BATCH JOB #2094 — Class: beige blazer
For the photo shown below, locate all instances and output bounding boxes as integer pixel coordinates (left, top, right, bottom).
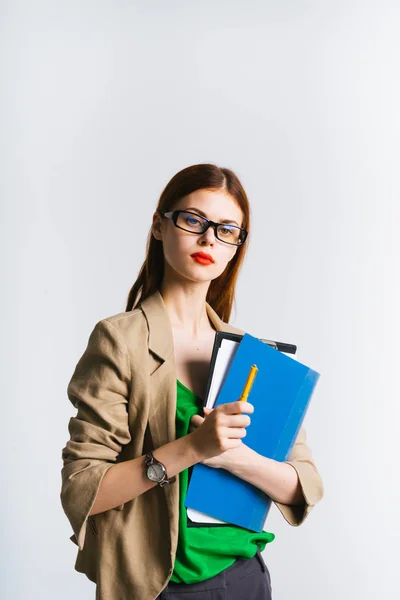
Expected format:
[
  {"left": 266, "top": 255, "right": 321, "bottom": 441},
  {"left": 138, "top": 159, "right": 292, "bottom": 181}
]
[{"left": 61, "top": 290, "right": 323, "bottom": 600}]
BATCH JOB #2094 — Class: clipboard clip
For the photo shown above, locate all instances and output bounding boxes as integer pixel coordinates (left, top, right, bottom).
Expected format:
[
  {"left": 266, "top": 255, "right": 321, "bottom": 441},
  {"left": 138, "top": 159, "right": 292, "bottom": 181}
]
[
  {"left": 260, "top": 338, "right": 277, "bottom": 349},
  {"left": 259, "top": 338, "right": 297, "bottom": 354}
]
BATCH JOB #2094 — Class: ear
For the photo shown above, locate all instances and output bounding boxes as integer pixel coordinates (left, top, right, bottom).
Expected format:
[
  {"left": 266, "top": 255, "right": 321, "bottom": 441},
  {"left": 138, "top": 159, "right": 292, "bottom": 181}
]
[{"left": 152, "top": 211, "right": 163, "bottom": 241}]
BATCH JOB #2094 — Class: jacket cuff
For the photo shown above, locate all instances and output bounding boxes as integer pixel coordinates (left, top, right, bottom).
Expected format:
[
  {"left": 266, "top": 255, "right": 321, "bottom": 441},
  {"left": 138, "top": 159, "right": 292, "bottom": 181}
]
[
  {"left": 61, "top": 461, "right": 118, "bottom": 551},
  {"left": 273, "top": 459, "right": 324, "bottom": 527}
]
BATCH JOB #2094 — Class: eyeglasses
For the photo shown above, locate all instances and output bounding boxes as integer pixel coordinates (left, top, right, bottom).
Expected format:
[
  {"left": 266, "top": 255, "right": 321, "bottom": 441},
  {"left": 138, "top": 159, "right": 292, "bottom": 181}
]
[{"left": 162, "top": 210, "right": 248, "bottom": 246}]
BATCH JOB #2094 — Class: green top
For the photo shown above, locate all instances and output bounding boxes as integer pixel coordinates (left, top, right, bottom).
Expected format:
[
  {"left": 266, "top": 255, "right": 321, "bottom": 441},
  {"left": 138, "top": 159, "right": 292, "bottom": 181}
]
[{"left": 170, "top": 379, "right": 275, "bottom": 584}]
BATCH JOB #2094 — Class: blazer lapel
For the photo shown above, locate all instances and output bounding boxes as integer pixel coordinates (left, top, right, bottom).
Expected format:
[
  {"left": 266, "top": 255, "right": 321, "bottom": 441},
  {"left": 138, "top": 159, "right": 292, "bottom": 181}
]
[{"left": 140, "top": 292, "right": 176, "bottom": 458}]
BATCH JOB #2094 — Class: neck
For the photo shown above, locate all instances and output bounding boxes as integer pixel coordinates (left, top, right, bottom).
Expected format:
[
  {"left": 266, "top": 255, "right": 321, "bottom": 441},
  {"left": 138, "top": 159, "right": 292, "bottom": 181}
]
[{"left": 159, "top": 280, "right": 214, "bottom": 338}]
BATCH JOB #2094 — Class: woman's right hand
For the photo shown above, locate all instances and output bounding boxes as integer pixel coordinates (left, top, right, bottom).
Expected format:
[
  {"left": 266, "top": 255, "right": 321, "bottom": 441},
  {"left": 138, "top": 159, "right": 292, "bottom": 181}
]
[{"left": 188, "top": 401, "right": 254, "bottom": 461}]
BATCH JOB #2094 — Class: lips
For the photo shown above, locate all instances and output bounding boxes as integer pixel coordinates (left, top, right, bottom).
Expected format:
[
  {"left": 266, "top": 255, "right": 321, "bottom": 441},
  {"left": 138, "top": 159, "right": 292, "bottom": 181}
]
[{"left": 191, "top": 252, "right": 215, "bottom": 265}]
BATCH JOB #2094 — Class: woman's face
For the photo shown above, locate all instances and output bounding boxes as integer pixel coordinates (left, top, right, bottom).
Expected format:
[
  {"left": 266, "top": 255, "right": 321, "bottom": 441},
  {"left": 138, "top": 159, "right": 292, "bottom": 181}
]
[{"left": 152, "top": 189, "right": 244, "bottom": 286}]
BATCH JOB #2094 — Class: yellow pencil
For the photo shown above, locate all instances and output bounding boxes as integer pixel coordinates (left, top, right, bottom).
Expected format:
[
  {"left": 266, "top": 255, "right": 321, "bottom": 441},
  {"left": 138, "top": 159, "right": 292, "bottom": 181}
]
[{"left": 239, "top": 364, "right": 258, "bottom": 402}]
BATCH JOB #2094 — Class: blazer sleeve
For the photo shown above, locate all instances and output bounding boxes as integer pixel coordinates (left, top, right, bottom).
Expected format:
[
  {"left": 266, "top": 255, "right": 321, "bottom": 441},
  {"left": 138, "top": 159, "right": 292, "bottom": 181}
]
[
  {"left": 60, "top": 319, "right": 131, "bottom": 551},
  {"left": 273, "top": 427, "right": 324, "bottom": 526}
]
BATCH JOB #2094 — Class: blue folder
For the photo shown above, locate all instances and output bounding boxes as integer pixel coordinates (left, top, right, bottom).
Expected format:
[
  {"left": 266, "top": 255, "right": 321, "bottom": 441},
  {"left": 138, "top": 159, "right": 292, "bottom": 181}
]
[{"left": 184, "top": 333, "right": 320, "bottom": 532}]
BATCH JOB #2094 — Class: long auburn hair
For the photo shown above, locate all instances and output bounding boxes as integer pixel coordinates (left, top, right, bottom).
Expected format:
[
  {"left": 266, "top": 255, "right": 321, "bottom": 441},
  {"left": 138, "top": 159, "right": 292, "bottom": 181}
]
[{"left": 125, "top": 163, "right": 251, "bottom": 322}]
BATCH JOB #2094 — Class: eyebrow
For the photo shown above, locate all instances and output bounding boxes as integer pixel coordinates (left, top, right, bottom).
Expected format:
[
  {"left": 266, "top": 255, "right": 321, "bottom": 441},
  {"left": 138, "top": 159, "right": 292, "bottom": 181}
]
[{"left": 183, "top": 207, "right": 241, "bottom": 227}]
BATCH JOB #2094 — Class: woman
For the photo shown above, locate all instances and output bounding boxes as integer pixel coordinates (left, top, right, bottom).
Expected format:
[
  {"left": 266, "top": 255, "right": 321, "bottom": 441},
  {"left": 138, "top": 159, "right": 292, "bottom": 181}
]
[{"left": 61, "top": 163, "right": 324, "bottom": 600}]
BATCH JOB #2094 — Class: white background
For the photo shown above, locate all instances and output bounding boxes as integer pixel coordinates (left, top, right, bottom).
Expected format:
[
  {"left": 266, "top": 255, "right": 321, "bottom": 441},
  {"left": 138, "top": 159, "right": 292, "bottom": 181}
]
[{"left": 1, "top": 1, "right": 399, "bottom": 598}]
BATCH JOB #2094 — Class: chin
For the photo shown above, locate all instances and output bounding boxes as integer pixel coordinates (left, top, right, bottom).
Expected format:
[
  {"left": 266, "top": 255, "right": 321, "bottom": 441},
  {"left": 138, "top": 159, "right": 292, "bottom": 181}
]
[{"left": 174, "top": 266, "right": 216, "bottom": 284}]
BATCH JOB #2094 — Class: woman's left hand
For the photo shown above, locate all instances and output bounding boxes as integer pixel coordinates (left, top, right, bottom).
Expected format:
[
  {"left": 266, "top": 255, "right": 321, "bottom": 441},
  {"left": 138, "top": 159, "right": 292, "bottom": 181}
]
[{"left": 189, "top": 408, "right": 248, "bottom": 469}]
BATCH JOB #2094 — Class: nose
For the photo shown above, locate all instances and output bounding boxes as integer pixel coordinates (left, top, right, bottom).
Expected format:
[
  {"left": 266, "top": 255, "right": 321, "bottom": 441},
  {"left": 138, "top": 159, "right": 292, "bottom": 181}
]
[{"left": 198, "top": 226, "right": 216, "bottom": 246}]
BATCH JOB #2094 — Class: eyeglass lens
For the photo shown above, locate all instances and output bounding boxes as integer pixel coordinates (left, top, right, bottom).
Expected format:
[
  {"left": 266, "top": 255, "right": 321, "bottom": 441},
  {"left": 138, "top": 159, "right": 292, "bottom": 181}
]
[{"left": 177, "top": 211, "right": 244, "bottom": 245}]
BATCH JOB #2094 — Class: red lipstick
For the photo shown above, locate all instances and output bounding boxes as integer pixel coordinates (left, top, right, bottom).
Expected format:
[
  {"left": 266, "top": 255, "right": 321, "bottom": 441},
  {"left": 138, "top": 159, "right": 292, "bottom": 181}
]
[{"left": 191, "top": 252, "right": 215, "bottom": 265}]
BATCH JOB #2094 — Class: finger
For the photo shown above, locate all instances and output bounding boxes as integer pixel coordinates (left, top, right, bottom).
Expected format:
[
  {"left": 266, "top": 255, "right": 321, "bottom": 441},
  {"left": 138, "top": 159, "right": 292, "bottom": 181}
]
[
  {"left": 226, "top": 414, "right": 251, "bottom": 427},
  {"left": 225, "top": 438, "right": 244, "bottom": 450},
  {"left": 223, "top": 425, "right": 247, "bottom": 439},
  {"left": 212, "top": 411, "right": 251, "bottom": 429},
  {"left": 191, "top": 414, "right": 205, "bottom": 427},
  {"left": 220, "top": 401, "right": 254, "bottom": 414}
]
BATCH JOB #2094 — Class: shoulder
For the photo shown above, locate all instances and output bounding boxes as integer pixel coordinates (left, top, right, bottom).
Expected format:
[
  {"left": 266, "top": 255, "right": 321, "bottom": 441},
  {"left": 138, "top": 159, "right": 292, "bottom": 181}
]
[
  {"left": 224, "top": 322, "right": 245, "bottom": 336},
  {"left": 102, "top": 306, "right": 145, "bottom": 330},
  {"left": 205, "top": 302, "right": 246, "bottom": 336},
  {"left": 216, "top": 319, "right": 246, "bottom": 336},
  {"left": 90, "top": 307, "right": 149, "bottom": 351}
]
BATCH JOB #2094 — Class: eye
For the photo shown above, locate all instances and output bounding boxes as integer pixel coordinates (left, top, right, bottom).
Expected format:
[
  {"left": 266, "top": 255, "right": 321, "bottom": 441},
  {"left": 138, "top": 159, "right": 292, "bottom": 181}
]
[
  {"left": 218, "top": 226, "right": 234, "bottom": 237},
  {"left": 187, "top": 216, "right": 201, "bottom": 226}
]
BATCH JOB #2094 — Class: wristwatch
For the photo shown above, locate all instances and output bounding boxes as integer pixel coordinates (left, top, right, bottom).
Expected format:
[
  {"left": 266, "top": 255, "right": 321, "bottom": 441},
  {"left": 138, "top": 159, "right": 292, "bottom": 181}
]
[{"left": 144, "top": 452, "right": 176, "bottom": 487}]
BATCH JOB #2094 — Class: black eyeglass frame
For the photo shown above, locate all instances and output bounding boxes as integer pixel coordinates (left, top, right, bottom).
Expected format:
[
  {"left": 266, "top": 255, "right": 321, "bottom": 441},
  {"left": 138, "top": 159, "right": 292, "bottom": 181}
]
[{"left": 161, "top": 210, "right": 248, "bottom": 246}]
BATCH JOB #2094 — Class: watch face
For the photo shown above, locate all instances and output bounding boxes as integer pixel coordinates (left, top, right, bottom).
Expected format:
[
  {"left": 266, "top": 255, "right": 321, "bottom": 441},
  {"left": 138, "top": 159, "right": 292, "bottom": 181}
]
[{"left": 147, "top": 463, "right": 165, "bottom": 482}]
